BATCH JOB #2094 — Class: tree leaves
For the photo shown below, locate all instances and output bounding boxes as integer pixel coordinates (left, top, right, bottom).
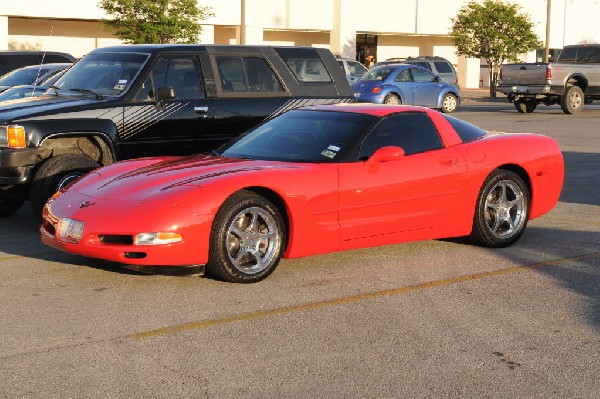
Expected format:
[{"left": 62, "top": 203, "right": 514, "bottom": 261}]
[{"left": 99, "top": 0, "right": 214, "bottom": 44}]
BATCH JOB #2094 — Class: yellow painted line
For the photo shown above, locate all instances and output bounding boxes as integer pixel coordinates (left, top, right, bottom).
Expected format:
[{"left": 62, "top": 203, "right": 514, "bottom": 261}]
[{"left": 129, "top": 252, "right": 600, "bottom": 340}]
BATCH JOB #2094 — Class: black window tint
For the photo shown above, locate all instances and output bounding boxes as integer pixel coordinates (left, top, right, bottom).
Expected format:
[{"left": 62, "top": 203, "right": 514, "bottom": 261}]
[
  {"left": 43, "top": 54, "right": 74, "bottom": 64},
  {"left": 410, "top": 61, "right": 431, "bottom": 70},
  {"left": 135, "top": 57, "right": 203, "bottom": 101},
  {"left": 394, "top": 69, "right": 411, "bottom": 82},
  {"left": 558, "top": 47, "right": 577, "bottom": 62},
  {"left": 434, "top": 61, "right": 453, "bottom": 73},
  {"left": 411, "top": 68, "right": 435, "bottom": 82},
  {"left": 358, "top": 113, "right": 443, "bottom": 159},
  {"left": 216, "top": 56, "right": 283, "bottom": 93},
  {"left": 585, "top": 46, "right": 600, "bottom": 63},
  {"left": 274, "top": 47, "right": 332, "bottom": 83},
  {"left": 0, "top": 54, "right": 39, "bottom": 75},
  {"left": 442, "top": 114, "right": 486, "bottom": 143}
]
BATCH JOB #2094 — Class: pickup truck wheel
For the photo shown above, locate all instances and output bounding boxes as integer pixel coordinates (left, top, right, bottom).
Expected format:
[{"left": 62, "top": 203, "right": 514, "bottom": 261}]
[
  {"left": 0, "top": 197, "right": 24, "bottom": 218},
  {"left": 514, "top": 99, "right": 537, "bottom": 113},
  {"left": 561, "top": 85, "right": 584, "bottom": 114},
  {"left": 30, "top": 154, "right": 100, "bottom": 221}
]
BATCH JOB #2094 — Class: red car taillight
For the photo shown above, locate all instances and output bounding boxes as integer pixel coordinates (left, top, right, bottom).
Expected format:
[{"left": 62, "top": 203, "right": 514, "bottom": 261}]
[
  {"left": 545, "top": 67, "right": 552, "bottom": 80},
  {"left": 372, "top": 87, "right": 381, "bottom": 94}
]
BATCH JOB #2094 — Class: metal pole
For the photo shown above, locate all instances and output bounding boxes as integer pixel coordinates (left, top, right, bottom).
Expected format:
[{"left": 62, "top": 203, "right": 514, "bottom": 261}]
[
  {"left": 240, "top": 0, "right": 246, "bottom": 45},
  {"left": 544, "top": 0, "right": 551, "bottom": 62}
]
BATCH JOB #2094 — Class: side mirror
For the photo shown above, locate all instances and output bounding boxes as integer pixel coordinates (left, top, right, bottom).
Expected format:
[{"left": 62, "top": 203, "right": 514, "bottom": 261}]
[
  {"left": 365, "top": 146, "right": 405, "bottom": 172},
  {"left": 433, "top": 76, "right": 440, "bottom": 82},
  {"left": 157, "top": 86, "right": 175, "bottom": 101}
]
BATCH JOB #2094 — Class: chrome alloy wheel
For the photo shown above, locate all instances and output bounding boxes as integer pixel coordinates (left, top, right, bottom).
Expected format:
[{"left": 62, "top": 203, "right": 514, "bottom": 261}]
[
  {"left": 484, "top": 180, "right": 526, "bottom": 239},
  {"left": 225, "top": 206, "right": 282, "bottom": 275}
]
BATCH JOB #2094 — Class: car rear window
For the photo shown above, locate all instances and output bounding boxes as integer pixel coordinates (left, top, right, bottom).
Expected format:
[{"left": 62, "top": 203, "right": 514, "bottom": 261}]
[
  {"left": 275, "top": 48, "right": 332, "bottom": 83},
  {"left": 442, "top": 115, "right": 486, "bottom": 142},
  {"left": 434, "top": 61, "right": 453, "bottom": 73}
]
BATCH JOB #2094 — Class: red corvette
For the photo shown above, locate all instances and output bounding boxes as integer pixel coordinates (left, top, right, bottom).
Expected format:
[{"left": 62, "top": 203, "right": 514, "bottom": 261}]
[{"left": 41, "top": 104, "right": 564, "bottom": 283}]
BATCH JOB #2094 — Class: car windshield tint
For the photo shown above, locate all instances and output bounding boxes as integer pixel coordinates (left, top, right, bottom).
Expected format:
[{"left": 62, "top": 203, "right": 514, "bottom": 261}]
[
  {"left": 0, "top": 67, "right": 49, "bottom": 86},
  {"left": 360, "top": 67, "right": 396, "bottom": 81},
  {"left": 52, "top": 52, "right": 148, "bottom": 97},
  {"left": 442, "top": 114, "right": 486, "bottom": 142},
  {"left": 219, "top": 109, "right": 376, "bottom": 163}
]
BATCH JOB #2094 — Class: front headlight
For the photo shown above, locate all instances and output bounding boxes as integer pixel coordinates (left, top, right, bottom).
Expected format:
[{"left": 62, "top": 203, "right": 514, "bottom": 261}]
[
  {"left": 57, "top": 218, "right": 85, "bottom": 244},
  {"left": 0, "top": 125, "right": 26, "bottom": 148}
]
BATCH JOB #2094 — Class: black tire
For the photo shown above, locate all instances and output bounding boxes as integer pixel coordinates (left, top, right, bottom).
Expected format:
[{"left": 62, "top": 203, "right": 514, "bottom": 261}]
[
  {"left": 207, "top": 190, "right": 285, "bottom": 283},
  {"left": 514, "top": 99, "right": 537, "bottom": 113},
  {"left": 471, "top": 170, "right": 530, "bottom": 248},
  {"left": 383, "top": 94, "right": 401, "bottom": 105},
  {"left": 560, "top": 85, "right": 584, "bottom": 114},
  {"left": 440, "top": 93, "right": 458, "bottom": 113},
  {"left": 30, "top": 154, "right": 100, "bottom": 220},
  {"left": 0, "top": 197, "right": 24, "bottom": 218}
]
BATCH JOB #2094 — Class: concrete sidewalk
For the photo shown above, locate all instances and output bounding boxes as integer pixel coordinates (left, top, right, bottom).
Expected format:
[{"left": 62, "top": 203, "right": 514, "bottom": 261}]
[{"left": 461, "top": 87, "right": 506, "bottom": 103}]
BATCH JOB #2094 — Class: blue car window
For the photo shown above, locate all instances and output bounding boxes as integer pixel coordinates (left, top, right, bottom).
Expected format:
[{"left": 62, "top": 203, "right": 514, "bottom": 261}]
[
  {"left": 411, "top": 68, "right": 436, "bottom": 83},
  {"left": 394, "top": 69, "right": 411, "bottom": 82}
]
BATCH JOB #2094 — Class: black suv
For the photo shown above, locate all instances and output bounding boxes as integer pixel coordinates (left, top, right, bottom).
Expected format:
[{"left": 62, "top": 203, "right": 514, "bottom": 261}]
[{"left": 0, "top": 44, "right": 353, "bottom": 218}]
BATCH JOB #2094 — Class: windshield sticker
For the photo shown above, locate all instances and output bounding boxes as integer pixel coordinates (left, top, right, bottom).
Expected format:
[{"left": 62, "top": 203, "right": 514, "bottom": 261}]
[
  {"left": 327, "top": 145, "right": 341, "bottom": 152},
  {"left": 114, "top": 79, "right": 128, "bottom": 91},
  {"left": 321, "top": 150, "right": 337, "bottom": 159}
]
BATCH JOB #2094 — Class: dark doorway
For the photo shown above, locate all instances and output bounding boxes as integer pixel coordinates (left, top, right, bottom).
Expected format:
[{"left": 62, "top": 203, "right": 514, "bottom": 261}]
[{"left": 356, "top": 34, "right": 378, "bottom": 66}]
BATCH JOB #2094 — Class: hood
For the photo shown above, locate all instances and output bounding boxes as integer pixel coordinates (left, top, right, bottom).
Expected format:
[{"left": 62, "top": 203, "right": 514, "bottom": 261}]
[
  {"left": 71, "top": 154, "right": 298, "bottom": 201},
  {"left": 0, "top": 94, "right": 111, "bottom": 123}
]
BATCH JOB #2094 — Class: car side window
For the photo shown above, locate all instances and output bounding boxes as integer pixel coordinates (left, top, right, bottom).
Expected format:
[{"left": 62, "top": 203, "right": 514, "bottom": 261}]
[
  {"left": 394, "top": 69, "right": 411, "bottom": 82},
  {"left": 134, "top": 57, "right": 204, "bottom": 102},
  {"left": 348, "top": 61, "right": 367, "bottom": 76},
  {"left": 357, "top": 113, "right": 443, "bottom": 160},
  {"left": 411, "top": 68, "right": 436, "bottom": 83},
  {"left": 434, "top": 61, "right": 453, "bottom": 73},
  {"left": 216, "top": 56, "right": 283, "bottom": 93}
]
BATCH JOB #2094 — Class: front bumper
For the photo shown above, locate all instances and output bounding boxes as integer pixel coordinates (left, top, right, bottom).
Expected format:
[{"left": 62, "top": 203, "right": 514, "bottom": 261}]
[{"left": 0, "top": 148, "right": 36, "bottom": 184}]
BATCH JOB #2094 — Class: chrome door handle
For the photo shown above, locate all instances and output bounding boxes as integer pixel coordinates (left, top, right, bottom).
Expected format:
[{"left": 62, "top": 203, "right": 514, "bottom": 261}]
[{"left": 194, "top": 106, "right": 209, "bottom": 113}]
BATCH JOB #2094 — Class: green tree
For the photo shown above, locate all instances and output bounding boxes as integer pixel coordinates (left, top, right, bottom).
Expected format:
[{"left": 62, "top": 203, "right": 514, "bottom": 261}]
[
  {"left": 450, "top": 0, "right": 542, "bottom": 97},
  {"left": 98, "top": 0, "right": 213, "bottom": 44}
]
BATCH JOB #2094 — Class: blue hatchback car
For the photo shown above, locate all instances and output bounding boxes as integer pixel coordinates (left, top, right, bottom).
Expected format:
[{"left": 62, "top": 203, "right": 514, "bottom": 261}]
[{"left": 352, "top": 64, "right": 460, "bottom": 113}]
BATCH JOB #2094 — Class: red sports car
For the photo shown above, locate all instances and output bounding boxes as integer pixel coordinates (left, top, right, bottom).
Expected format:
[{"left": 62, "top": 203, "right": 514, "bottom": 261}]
[{"left": 41, "top": 104, "right": 564, "bottom": 283}]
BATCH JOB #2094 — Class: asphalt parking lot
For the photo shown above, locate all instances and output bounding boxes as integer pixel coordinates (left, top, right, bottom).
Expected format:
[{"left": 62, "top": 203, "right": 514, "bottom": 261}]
[{"left": 1, "top": 95, "right": 599, "bottom": 398}]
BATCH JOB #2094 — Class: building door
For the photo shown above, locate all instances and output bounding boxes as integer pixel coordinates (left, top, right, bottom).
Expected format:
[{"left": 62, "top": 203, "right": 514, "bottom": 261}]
[{"left": 356, "top": 34, "right": 378, "bottom": 66}]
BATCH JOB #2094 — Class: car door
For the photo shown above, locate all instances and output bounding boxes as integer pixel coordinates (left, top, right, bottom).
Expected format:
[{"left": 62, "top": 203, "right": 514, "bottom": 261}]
[
  {"left": 118, "top": 55, "right": 217, "bottom": 159},
  {"left": 410, "top": 67, "right": 441, "bottom": 107},
  {"left": 392, "top": 68, "right": 414, "bottom": 104},
  {"left": 338, "top": 112, "right": 468, "bottom": 241}
]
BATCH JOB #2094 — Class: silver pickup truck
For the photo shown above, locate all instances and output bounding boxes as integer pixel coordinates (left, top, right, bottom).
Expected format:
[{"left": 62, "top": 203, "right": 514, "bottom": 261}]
[{"left": 498, "top": 44, "right": 600, "bottom": 114}]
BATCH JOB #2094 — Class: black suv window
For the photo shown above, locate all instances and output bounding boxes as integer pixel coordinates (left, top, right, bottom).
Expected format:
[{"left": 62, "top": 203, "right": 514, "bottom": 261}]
[
  {"left": 558, "top": 47, "right": 577, "bottom": 63},
  {"left": 216, "top": 56, "right": 283, "bottom": 93},
  {"left": 275, "top": 47, "right": 332, "bottom": 83},
  {"left": 585, "top": 46, "right": 600, "bottom": 63},
  {"left": 358, "top": 113, "right": 443, "bottom": 159},
  {"left": 135, "top": 57, "right": 203, "bottom": 101}
]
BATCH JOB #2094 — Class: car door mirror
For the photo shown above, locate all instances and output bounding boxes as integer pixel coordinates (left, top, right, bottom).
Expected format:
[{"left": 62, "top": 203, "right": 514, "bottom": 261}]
[
  {"left": 157, "top": 86, "right": 175, "bottom": 101},
  {"left": 366, "top": 146, "right": 405, "bottom": 164},
  {"left": 433, "top": 75, "right": 440, "bottom": 82}
]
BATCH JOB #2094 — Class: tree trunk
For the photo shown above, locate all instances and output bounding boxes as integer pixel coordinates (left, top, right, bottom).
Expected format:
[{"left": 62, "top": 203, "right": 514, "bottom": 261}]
[{"left": 488, "top": 64, "right": 497, "bottom": 98}]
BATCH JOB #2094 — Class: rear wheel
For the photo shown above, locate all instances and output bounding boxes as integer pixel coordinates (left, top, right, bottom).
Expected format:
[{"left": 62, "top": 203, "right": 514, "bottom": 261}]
[
  {"left": 471, "top": 170, "right": 529, "bottom": 248},
  {"left": 383, "top": 94, "right": 401, "bottom": 105},
  {"left": 30, "top": 154, "right": 100, "bottom": 221},
  {"left": 441, "top": 93, "right": 458, "bottom": 113},
  {"left": 560, "top": 85, "right": 584, "bottom": 114},
  {"left": 514, "top": 99, "right": 537, "bottom": 113},
  {"left": 0, "top": 197, "right": 24, "bottom": 218},
  {"left": 207, "top": 191, "right": 285, "bottom": 283}
]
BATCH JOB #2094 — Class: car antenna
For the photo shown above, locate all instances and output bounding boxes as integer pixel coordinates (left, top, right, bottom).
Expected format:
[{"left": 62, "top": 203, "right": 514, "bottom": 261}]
[{"left": 33, "top": 24, "right": 54, "bottom": 90}]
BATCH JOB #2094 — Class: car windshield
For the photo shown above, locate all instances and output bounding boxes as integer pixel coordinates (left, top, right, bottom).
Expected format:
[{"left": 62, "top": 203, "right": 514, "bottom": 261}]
[
  {"left": 219, "top": 109, "right": 376, "bottom": 163},
  {"left": 0, "top": 67, "right": 50, "bottom": 86},
  {"left": 50, "top": 52, "right": 149, "bottom": 97},
  {"left": 360, "top": 66, "right": 397, "bottom": 81}
]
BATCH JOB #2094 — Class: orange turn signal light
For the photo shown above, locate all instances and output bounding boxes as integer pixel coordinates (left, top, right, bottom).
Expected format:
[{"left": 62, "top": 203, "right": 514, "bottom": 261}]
[{"left": 7, "top": 126, "right": 26, "bottom": 148}]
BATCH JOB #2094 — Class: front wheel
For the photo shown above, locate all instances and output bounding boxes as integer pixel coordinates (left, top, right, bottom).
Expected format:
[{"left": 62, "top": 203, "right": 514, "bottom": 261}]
[
  {"left": 30, "top": 154, "right": 100, "bottom": 221},
  {"left": 514, "top": 99, "right": 537, "bottom": 113},
  {"left": 440, "top": 93, "right": 458, "bottom": 113},
  {"left": 560, "top": 85, "right": 584, "bottom": 114},
  {"left": 471, "top": 170, "right": 530, "bottom": 248},
  {"left": 207, "top": 191, "right": 285, "bottom": 283}
]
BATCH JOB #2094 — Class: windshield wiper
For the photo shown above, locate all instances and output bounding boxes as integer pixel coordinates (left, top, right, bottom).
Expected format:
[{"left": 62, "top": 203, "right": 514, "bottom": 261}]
[{"left": 69, "top": 88, "right": 104, "bottom": 100}]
